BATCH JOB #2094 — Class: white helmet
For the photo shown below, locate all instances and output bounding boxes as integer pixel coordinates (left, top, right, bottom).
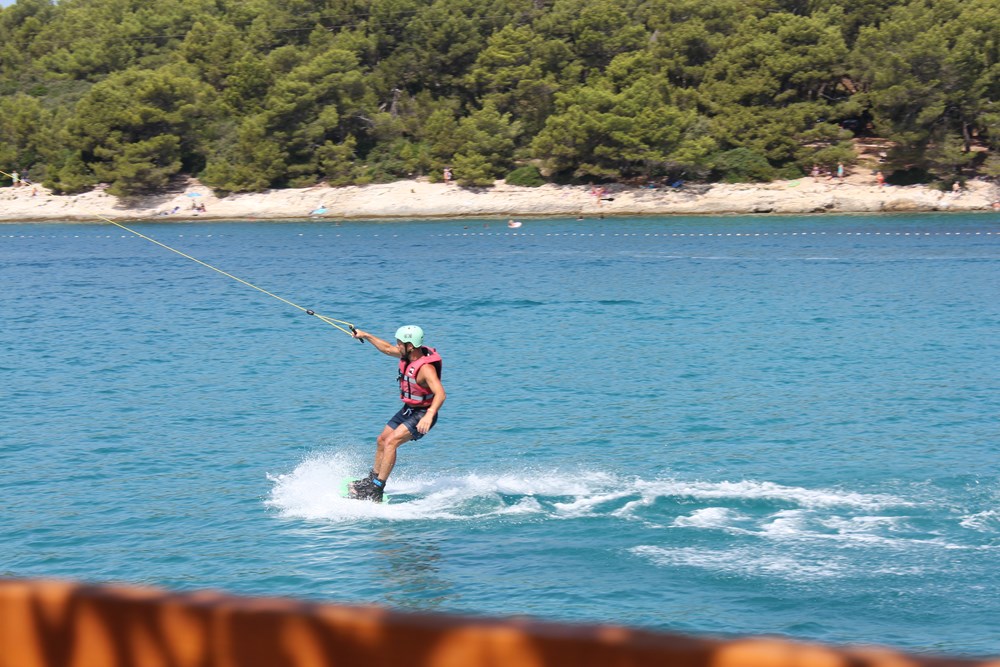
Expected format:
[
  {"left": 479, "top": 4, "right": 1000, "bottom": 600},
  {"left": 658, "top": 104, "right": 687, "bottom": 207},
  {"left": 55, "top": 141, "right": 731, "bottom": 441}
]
[{"left": 394, "top": 325, "right": 424, "bottom": 347}]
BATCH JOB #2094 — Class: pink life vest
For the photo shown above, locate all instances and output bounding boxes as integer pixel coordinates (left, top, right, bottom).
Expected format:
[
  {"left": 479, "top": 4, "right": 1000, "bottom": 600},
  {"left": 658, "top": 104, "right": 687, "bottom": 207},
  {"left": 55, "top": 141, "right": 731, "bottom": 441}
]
[{"left": 398, "top": 347, "right": 442, "bottom": 407}]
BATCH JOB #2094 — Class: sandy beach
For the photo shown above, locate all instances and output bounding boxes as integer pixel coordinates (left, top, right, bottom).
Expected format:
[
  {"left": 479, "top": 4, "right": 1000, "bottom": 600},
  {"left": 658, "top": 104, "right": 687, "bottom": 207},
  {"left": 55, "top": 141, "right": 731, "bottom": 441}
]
[{"left": 1, "top": 174, "right": 998, "bottom": 222}]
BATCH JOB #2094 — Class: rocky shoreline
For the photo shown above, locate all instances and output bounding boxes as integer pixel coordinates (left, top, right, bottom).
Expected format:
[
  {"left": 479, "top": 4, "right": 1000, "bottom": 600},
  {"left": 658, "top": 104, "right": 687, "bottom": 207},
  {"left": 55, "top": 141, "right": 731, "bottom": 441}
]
[{"left": 1, "top": 175, "right": 998, "bottom": 222}]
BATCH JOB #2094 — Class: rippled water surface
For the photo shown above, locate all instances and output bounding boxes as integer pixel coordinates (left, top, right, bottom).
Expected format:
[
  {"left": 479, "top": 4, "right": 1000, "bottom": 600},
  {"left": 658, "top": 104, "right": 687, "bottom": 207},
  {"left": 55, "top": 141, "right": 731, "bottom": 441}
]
[{"left": 2, "top": 214, "right": 998, "bottom": 655}]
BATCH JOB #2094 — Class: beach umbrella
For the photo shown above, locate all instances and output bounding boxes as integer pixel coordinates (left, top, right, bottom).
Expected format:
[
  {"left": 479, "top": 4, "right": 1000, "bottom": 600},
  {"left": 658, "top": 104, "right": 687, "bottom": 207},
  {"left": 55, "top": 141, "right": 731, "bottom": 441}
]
[
  {"left": 311, "top": 207, "right": 328, "bottom": 215},
  {"left": 186, "top": 192, "right": 203, "bottom": 197}
]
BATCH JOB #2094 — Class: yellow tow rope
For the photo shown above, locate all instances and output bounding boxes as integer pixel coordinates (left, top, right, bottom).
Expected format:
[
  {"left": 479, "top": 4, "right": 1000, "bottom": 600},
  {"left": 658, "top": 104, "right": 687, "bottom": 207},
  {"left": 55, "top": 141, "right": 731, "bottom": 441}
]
[
  {"left": 1, "top": 167, "right": 358, "bottom": 339},
  {"left": 100, "top": 216, "right": 360, "bottom": 338}
]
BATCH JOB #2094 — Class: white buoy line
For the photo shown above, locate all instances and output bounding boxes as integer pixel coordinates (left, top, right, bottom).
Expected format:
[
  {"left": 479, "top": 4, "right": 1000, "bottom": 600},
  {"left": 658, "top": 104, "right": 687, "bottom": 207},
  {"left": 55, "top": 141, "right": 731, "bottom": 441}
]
[{"left": 1, "top": 230, "right": 997, "bottom": 240}]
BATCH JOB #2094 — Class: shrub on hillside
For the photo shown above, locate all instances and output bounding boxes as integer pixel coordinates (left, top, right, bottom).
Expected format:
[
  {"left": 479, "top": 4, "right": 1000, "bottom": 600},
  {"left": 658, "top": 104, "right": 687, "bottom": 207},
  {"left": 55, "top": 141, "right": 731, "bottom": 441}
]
[
  {"left": 711, "top": 148, "right": 777, "bottom": 183},
  {"left": 505, "top": 165, "right": 545, "bottom": 187}
]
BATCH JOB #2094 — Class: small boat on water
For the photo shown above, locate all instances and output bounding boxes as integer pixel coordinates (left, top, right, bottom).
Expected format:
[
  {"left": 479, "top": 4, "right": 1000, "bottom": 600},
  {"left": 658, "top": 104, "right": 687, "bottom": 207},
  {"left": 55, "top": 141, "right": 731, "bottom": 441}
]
[{"left": 507, "top": 219, "right": 522, "bottom": 228}]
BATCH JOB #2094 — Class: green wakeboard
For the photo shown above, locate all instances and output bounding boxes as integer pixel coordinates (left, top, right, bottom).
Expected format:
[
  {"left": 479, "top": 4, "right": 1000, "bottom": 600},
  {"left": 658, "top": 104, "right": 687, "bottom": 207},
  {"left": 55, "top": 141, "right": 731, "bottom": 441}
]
[{"left": 338, "top": 476, "right": 389, "bottom": 503}]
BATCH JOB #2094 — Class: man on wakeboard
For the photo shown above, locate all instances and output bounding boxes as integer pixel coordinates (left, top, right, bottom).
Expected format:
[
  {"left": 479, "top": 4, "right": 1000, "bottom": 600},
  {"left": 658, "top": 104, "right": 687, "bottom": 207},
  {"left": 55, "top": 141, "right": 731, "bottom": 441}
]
[{"left": 348, "top": 325, "right": 445, "bottom": 502}]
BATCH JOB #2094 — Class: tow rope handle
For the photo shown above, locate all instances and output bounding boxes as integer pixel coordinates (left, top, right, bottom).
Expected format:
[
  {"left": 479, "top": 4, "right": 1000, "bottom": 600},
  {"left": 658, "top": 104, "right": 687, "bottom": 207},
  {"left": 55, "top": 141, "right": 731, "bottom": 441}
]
[{"left": 307, "top": 310, "right": 364, "bottom": 343}]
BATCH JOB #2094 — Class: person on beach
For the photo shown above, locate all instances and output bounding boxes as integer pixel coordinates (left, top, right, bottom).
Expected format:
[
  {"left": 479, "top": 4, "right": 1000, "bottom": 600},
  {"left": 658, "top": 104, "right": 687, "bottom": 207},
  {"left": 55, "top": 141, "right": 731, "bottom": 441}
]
[{"left": 348, "top": 325, "right": 445, "bottom": 502}]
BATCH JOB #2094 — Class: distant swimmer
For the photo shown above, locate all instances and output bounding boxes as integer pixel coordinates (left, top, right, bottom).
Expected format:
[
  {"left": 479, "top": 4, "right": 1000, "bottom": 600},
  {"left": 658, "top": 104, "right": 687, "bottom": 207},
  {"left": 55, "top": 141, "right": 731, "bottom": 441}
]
[
  {"left": 507, "top": 219, "right": 522, "bottom": 228},
  {"left": 348, "top": 325, "right": 445, "bottom": 502}
]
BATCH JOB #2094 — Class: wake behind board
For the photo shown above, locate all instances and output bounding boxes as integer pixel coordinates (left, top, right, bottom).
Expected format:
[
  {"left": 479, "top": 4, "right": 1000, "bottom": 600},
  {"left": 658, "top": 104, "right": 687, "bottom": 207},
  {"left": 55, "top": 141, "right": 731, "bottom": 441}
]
[{"left": 337, "top": 476, "right": 390, "bottom": 503}]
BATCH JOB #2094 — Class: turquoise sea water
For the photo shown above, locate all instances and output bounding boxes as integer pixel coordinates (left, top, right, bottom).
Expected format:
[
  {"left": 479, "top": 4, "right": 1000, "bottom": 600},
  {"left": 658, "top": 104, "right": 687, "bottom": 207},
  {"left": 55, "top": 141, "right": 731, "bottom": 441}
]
[{"left": 2, "top": 214, "right": 998, "bottom": 656}]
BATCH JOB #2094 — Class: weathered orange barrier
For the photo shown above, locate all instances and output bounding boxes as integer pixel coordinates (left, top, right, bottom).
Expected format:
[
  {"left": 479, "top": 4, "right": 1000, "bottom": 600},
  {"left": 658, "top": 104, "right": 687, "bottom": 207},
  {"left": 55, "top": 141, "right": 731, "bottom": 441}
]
[{"left": 0, "top": 579, "right": 995, "bottom": 667}]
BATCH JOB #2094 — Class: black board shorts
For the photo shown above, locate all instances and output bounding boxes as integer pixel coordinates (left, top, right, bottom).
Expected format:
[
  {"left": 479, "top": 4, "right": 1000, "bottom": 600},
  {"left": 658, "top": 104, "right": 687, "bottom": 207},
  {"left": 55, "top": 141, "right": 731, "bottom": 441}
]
[{"left": 387, "top": 405, "right": 438, "bottom": 440}]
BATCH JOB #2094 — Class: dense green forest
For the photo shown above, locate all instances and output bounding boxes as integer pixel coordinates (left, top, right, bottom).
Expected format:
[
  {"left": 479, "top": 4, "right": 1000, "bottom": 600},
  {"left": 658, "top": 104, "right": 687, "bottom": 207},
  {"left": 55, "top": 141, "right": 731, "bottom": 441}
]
[{"left": 0, "top": 0, "right": 996, "bottom": 195}]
